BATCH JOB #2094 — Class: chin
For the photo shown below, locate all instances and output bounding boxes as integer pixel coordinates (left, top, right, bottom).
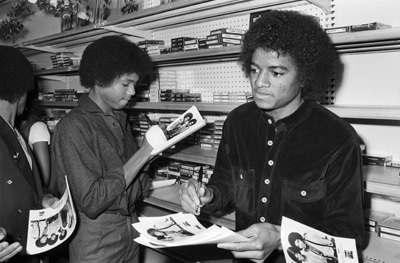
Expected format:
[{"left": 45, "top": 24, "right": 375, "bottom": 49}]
[
  {"left": 254, "top": 99, "right": 274, "bottom": 110},
  {"left": 117, "top": 101, "right": 129, "bottom": 109}
]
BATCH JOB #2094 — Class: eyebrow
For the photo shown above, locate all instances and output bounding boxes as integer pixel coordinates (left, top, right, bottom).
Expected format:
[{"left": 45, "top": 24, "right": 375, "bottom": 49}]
[{"left": 251, "top": 62, "right": 289, "bottom": 71}]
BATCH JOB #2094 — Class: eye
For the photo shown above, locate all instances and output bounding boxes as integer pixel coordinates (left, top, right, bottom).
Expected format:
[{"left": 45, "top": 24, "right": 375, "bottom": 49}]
[
  {"left": 250, "top": 67, "right": 259, "bottom": 74},
  {"left": 271, "top": 71, "right": 283, "bottom": 77}
]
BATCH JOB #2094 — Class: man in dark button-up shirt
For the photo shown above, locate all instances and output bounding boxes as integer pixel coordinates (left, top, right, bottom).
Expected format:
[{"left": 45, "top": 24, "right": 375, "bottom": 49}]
[
  {"left": 179, "top": 10, "right": 364, "bottom": 263},
  {"left": 0, "top": 46, "right": 58, "bottom": 263},
  {"left": 52, "top": 36, "right": 158, "bottom": 263}
]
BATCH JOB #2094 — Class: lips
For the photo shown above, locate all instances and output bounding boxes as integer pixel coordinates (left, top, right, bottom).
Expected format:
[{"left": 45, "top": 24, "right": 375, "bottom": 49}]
[{"left": 255, "top": 91, "right": 273, "bottom": 98}]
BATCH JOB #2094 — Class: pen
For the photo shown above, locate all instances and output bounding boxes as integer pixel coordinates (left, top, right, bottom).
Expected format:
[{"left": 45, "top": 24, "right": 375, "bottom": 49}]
[
  {"left": 144, "top": 113, "right": 154, "bottom": 126},
  {"left": 196, "top": 166, "right": 203, "bottom": 214}
]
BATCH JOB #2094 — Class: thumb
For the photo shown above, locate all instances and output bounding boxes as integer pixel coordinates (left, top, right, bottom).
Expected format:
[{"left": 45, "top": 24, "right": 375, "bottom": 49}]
[{"left": 0, "top": 227, "right": 6, "bottom": 241}]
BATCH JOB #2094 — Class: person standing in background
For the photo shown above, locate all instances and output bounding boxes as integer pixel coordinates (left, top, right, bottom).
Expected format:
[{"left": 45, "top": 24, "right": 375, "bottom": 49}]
[
  {"left": 0, "top": 45, "right": 58, "bottom": 263},
  {"left": 179, "top": 10, "right": 364, "bottom": 263},
  {"left": 18, "top": 84, "right": 52, "bottom": 189},
  {"left": 51, "top": 35, "right": 160, "bottom": 262}
]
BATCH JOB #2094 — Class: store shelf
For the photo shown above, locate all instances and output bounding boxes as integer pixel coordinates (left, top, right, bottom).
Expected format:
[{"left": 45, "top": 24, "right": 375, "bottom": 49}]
[
  {"left": 37, "top": 100, "right": 400, "bottom": 123},
  {"left": 31, "top": 27, "right": 400, "bottom": 75},
  {"left": 325, "top": 105, "right": 400, "bottom": 121},
  {"left": 35, "top": 66, "right": 80, "bottom": 76},
  {"left": 364, "top": 165, "right": 400, "bottom": 199},
  {"left": 127, "top": 102, "right": 242, "bottom": 114},
  {"left": 362, "top": 231, "right": 400, "bottom": 263},
  {"left": 18, "top": 0, "right": 325, "bottom": 56},
  {"left": 331, "top": 27, "right": 400, "bottom": 53},
  {"left": 37, "top": 100, "right": 78, "bottom": 108},
  {"left": 162, "top": 145, "right": 218, "bottom": 166}
]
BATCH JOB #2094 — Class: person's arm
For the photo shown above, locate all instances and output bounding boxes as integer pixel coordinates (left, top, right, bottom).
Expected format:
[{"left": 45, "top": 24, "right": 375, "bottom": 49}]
[
  {"left": 0, "top": 227, "right": 22, "bottom": 262},
  {"left": 32, "top": 141, "right": 51, "bottom": 187},
  {"left": 123, "top": 136, "right": 154, "bottom": 187},
  {"left": 311, "top": 137, "right": 365, "bottom": 248},
  {"left": 52, "top": 117, "right": 155, "bottom": 219},
  {"left": 29, "top": 121, "right": 51, "bottom": 188}
]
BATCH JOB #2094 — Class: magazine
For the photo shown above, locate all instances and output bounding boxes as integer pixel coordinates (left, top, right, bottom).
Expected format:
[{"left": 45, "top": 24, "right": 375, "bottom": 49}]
[
  {"left": 26, "top": 177, "right": 76, "bottom": 255},
  {"left": 132, "top": 212, "right": 250, "bottom": 248},
  {"left": 281, "top": 216, "right": 359, "bottom": 263},
  {"left": 146, "top": 105, "right": 207, "bottom": 155}
]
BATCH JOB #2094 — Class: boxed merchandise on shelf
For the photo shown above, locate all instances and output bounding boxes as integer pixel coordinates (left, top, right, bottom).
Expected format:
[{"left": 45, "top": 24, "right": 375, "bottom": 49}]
[
  {"left": 137, "top": 40, "right": 165, "bottom": 49},
  {"left": 378, "top": 216, "right": 400, "bottom": 242},
  {"left": 362, "top": 153, "right": 392, "bottom": 166},
  {"left": 209, "top": 28, "right": 246, "bottom": 35},
  {"left": 350, "top": 22, "right": 391, "bottom": 32},
  {"left": 199, "top": 122, "right": 215, "bottom": 148},
  {"left": 50, "top": 52, "right": 80, "bottom": 69},
  {"left": 324, "top": 26, "right": 350, "bottom": 34},
  {"left": 364, "top": 209, "right": 395, "bottom": 232},
  {"left": 325, "top": 22, "right": 391, "bottom": 35}
]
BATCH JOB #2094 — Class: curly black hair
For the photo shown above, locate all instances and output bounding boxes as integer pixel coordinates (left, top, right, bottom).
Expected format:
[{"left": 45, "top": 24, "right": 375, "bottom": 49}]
[
  {"left": 0, "top": 45, "right": 35, "bottom": 103},
  {"left": 238, "top": 10, "right": 336, "bottom": 100},
  {"left": 79, "top": 35, "right": 154, "bottom": 88},
  {"left": 288, "top": 232, "right": 304, "bottom": 248}
]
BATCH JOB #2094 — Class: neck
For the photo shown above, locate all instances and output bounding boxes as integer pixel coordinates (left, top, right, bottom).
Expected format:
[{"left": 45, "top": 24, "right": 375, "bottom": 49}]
[
  {"left": 88, "top": 88, "right": 114, "bottom": 115},
  {"left": 0, "top": 102, "right": 17, "bottom": 126}
]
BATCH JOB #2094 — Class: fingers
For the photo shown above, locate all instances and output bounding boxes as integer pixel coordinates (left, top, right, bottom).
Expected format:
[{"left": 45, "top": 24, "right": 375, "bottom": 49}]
[
  {"left": 42, "top": 194, "right": 60, "bottom": 209},
  {"left": 179, "top": 179, "right": 201, "bottom": 215},
  {"left": 217, "top": 242, "right": 268, "bottom": 262},
  {"left": 0, "top": 242, "right": 22, "bottom": 262},
  {"left": 0, "top": 228, "right": 6, "bottom": 241},
  {"left": 217, "top": 241, "right": 256, "bottom": 252}
]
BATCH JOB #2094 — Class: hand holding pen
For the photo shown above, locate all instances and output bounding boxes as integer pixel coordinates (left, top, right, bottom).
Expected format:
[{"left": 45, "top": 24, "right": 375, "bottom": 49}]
[{"left": 179, "top": 175, "right": 214, "bottom": 216}]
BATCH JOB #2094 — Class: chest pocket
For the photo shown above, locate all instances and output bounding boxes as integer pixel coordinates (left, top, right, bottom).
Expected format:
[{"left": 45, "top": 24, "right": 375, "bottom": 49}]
[
  {"left": 281, "top": 180, "right": 326, "bottom": 224},
  {"left": 232, "top": 167, "right": 256, "bottom": 215}
]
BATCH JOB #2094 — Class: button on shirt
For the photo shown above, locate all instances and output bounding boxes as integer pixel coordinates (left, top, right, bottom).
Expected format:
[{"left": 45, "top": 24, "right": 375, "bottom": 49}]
[{"left": 202, "top": 100, "right": 365, "bottom": 247}]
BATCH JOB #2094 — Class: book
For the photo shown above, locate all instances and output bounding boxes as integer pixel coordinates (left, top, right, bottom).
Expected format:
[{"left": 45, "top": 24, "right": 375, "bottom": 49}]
[
  {"left": 132, "top": 212, "right": 250, "bottom": 248},
  {"left": 26, "top": 176, "right": 76, "bottom": 255},
  {"left": 146, "top": 105, "right": 206, "bottom": 155}
]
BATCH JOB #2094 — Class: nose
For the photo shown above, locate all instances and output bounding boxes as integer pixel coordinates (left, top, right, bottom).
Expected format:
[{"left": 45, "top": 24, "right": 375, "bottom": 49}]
[
  {"left": 126, "top": 85, "right": 135, "bottom": 95},
  {"left": 254, "top": 70, "right": 270, "bottom": 88}
]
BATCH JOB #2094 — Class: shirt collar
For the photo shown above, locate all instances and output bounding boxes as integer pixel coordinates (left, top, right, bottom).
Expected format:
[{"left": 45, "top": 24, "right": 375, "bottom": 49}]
[
  {"left": 78, "top": 93, "right": 127, "bottom": 119},
  {"left": 262, "top": 99, "right": 311, "bottom": 127}
]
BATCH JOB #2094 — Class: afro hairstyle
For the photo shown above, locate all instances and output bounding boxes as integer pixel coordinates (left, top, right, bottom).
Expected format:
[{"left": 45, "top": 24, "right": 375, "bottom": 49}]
[
  {"left": 288, "top": 232, "right": 304, "bottom": 248},
  {"left": 238, "top": 10, "right": 336, "bottom": 100},
  {"left": 79, "top": 35, "right": 154, "bottom": 88},
  {"left": 0, "top": 45, "right": 35, "bottom": 103}
]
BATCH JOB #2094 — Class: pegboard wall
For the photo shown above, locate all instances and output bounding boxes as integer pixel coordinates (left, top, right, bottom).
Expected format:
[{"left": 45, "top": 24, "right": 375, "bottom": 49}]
[
  {"left": 151, "top": 0, "right": 336, "bottom": 104},
  {"left": 158, "top": 63, "right": 250, "bottom": 102}
]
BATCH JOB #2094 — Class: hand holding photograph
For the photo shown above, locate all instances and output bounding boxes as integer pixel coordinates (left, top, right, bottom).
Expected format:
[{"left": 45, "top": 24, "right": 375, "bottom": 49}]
[{"left": 132, "top": 212, "right": 250, "bottom": 248}]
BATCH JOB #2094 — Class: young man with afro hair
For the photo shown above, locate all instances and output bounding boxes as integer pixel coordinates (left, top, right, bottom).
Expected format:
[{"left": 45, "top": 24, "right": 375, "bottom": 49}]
[
  {"left": 179, "top": 10, "right": 364, "bottom": 263},
  {"left": 51, "top": 35, "right": 160, "bottom": 262}
]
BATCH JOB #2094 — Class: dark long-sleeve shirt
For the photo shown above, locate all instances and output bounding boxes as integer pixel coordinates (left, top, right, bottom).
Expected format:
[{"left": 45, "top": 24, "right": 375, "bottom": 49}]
[
  {"left": 203, "top": 100, "right": 365, "bottom": 248},
  {"left": 51, "top": 94, "right": 149, "bottom": 219}
]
